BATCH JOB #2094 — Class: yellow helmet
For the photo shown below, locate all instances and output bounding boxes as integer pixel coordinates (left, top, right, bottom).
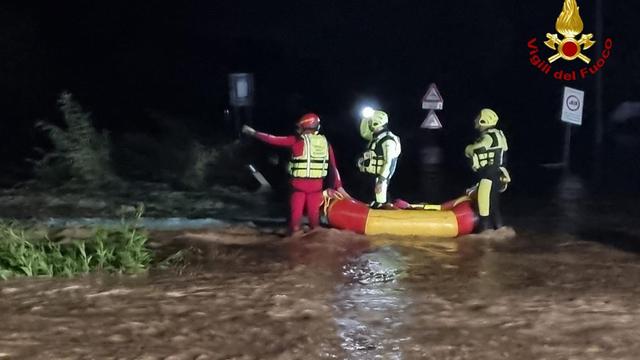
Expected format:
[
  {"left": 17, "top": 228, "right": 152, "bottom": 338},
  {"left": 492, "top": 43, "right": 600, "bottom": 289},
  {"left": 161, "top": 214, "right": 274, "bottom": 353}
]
[
  {"left": 475, "top": 108, "right": 499, "bottom": 130},
  {"left": 359, "top": 109, "right": 389, "bottom": 140}
]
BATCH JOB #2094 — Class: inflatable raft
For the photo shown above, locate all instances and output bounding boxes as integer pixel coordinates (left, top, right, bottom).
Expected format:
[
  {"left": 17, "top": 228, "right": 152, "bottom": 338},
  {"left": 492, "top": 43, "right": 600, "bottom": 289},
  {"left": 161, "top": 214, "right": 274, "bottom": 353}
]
[{"left": 324, "top": 196, "right": 477, "bottom": 237}]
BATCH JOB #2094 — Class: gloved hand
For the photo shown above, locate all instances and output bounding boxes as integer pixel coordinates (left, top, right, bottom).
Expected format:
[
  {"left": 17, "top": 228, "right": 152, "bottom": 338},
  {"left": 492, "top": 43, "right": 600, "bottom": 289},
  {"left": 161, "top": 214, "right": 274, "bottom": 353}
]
[
  {"left": 242, "top": 125, "right": 256, "bottom": 136},
  {"left": 357, "top": 151, "right": 374, "bottom": 173},
  {"left": 464, "top": 145, "right": 474, "bottom": 158},
  {"left": 499, "top": 167, "right": 511, "bottom": 192}
]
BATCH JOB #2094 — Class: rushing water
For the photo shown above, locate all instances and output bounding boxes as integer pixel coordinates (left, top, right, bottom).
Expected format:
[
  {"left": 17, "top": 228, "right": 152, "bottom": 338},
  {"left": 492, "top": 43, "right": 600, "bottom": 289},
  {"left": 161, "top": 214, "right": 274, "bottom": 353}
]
[{"left": 2, "top": 173, "right": 640, "bottom": 359}]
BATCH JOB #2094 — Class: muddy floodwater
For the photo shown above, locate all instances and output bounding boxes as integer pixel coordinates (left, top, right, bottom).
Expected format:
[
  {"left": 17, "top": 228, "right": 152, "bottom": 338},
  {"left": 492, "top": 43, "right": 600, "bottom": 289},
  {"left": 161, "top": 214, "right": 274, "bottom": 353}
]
[{"left": 2, "top": 175, "right": 640, "bottom": 359}]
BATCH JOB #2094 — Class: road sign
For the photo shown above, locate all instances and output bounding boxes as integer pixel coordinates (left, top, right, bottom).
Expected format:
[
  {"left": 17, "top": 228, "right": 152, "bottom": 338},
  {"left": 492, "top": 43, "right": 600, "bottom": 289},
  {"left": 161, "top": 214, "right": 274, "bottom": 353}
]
[
  {"left": 422, "top": 83, "right": 444, "bottom": 110},
  {"left": 561, "top": 86, "right": 584, "bottom": 125},
  {"left": 229, "top": 73, "right": 254, "bottom": 107},
  {"left": 420, "top": 110, "right": 442, "bottom": 129}
]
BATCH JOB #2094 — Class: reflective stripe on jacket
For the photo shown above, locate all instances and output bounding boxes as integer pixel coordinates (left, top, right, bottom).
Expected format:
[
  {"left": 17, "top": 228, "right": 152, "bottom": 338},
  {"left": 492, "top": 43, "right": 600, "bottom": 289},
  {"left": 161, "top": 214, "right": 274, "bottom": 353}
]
[
  {"left": 361, "top": 131, "right": 401, "bottom": 177},
  {"left": 288, "top": 134, "right": 329, "bottom": 178}
]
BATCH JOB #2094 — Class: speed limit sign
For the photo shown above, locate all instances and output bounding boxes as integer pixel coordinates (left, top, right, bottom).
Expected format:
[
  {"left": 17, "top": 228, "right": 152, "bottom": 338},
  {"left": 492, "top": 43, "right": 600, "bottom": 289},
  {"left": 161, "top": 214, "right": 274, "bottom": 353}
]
[{"left": 561, "top": 86, "right": 584, "bottom": 126}]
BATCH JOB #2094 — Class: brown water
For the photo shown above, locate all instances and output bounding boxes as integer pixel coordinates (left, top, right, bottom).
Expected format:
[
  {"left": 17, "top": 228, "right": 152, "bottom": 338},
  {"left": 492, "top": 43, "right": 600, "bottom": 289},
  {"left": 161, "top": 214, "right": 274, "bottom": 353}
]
[
  {"left": 2, "top": 225, "right": 640, "bottom": 360},
  {"left": 2, "top": 175, "right": 640, "bottom": 359}
]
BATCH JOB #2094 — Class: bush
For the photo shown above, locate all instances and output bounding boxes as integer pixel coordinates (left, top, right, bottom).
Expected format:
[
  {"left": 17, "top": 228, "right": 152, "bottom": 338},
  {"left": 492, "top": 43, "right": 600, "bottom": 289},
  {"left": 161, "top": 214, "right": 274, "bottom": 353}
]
[
  {"left": 113, "top": 119, "right": 256, "bottom": 190},
  {"left": 203, "top": 140, "right": 264, "bottom": 190},
  {"left": 182, "top": 142, "right": 220, "bottom": 189},
  {"left": 0, "top": 206, "right": 150, "bottom": 279},
  {"left": 32, "top": 92, "right": 118, "bottom": 187}
]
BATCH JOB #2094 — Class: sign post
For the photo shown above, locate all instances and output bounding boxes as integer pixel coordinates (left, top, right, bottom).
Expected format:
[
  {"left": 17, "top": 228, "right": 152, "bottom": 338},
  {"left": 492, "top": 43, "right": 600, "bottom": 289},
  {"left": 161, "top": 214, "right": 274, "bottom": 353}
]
[
  {"left": 560, "top": 86, "right": 585, "bottom": 170},
  {"left": 228, "top": 73, "right": 255, "bottom": 136},
  {"left": 419, "top": 83, "right": 445, "bottom": 171},
  {"left": 421, "top": 110, "right": 442, "bottom": 129},
  {"left": 420, "top": 83, "right": 444, "bottom": 129},
  {"left": 561, "top": 86, "right": 585, "bottom": 125}
]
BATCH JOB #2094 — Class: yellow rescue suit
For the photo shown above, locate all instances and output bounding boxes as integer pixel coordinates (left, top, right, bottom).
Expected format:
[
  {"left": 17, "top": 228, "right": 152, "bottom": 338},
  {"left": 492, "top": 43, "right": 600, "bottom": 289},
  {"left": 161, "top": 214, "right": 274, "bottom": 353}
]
[
  {"left": 465, "top": 128, "right": 509, "bottom": 230},
  {"left": 358, "top": 131, "right": 401, "bottom": 204}
]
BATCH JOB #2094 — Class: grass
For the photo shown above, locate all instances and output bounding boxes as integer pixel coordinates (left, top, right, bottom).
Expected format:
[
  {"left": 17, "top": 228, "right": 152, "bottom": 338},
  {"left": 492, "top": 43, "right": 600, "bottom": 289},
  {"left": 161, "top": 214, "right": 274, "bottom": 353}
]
[{"left": 0, "top": 206, "right": 151, "bottom": 280}]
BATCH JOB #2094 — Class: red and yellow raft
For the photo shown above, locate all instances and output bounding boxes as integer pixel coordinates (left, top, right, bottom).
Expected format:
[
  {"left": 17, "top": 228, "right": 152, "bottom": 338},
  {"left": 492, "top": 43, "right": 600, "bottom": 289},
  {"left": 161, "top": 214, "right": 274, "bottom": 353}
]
[{"left": 324, "top": 196, "right": 477, "bottom": 237}]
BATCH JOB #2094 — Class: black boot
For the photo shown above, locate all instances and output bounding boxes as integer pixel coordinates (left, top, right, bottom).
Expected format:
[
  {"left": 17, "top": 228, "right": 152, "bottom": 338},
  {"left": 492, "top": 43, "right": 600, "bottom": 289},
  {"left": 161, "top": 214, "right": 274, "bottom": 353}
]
[
  {"left": 370, "top": 201, "right": 385, "bottom": 209},
  {"left": 493, "top": 213, "right": 504, "bottom": 229},
  {"left": 478, "top": 216, "right": 492, "bottom": 232}
]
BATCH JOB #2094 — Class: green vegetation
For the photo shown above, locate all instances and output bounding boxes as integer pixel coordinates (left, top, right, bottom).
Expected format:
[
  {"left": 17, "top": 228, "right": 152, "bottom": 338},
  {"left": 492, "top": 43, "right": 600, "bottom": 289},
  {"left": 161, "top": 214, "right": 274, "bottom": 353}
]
[
  {"left": 30, "top": 93, "right": 255, "bottom": 190},
  {"left": 0, "top": 207, "right": 150, "bottom": 280},
  {"left": 32, "top": 92, "right": 119, "bottom": 187}
]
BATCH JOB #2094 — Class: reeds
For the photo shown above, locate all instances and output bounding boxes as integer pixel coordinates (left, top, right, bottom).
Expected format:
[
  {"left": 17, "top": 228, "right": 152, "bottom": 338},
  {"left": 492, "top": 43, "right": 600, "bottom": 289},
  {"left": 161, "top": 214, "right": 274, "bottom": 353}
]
[{"left": 0, "top": 207, "right": 150, "bottom": 279}]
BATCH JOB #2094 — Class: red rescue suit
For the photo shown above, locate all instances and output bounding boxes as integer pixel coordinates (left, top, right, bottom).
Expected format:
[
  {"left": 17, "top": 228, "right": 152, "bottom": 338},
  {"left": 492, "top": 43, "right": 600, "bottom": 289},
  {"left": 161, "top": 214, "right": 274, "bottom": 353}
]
[{"left": 255, "top": 132, "right": 343, "bottom": 233}]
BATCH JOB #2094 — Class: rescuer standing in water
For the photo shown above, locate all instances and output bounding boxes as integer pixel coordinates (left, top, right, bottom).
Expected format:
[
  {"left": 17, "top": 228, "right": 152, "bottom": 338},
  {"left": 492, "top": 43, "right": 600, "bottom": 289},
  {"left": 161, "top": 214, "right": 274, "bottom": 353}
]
[
  {"left": 465, "top": 108, "right": 510, "bottom": 231},
  {"left": 357, "top": 107, "right": 401, "bottom": 209},
  {"left": 242, "top": 113, "right": 348, "bottom": 234}
]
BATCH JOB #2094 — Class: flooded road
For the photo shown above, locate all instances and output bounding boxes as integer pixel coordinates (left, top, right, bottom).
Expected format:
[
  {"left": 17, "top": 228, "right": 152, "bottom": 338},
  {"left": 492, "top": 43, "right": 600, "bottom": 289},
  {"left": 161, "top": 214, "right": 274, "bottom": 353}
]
[{"left": 2, "top": 174, "right": 640, "bottom": 359}]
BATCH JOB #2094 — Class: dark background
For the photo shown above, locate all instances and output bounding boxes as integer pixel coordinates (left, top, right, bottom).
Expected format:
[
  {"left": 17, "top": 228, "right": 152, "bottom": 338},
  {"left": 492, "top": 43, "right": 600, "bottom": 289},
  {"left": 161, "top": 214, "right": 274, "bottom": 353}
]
[{"left": 1, "top": 1, "right": 638, "bottom": 195}]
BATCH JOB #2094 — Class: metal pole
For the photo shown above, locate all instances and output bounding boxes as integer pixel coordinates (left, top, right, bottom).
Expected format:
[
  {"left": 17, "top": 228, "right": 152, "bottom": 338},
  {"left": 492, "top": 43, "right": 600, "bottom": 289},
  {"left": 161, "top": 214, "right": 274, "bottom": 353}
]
[
  {"left": 594, "top": 0, "right": 604, "bottom": 182},
  {"left": 223, "top": 109, "right": 232, "bottom": 136},
  {"left": 232, "top": 106, "right": 241, "bottom": 138},
  {"left": 563, "top": 123, "right": 572, "bottom": 173}
]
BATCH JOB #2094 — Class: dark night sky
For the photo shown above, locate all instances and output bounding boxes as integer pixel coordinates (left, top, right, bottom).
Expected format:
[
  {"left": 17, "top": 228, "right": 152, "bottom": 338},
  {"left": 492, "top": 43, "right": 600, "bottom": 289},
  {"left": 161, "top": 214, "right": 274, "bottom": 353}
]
[{"left": 0, "top": 1, "right": 638, "bottom": 184}]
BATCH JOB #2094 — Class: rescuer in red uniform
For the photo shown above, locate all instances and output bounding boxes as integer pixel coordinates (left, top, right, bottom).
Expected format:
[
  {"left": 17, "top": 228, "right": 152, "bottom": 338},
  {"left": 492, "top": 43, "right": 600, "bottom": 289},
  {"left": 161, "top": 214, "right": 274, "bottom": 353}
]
[{"left": 242, "top": 113, "right": 348, "bottom": 234}]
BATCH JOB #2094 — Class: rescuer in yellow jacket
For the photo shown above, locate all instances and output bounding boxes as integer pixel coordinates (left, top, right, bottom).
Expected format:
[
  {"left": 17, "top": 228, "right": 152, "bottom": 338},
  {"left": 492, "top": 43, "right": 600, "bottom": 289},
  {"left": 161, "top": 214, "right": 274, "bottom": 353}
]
[
  {"left": 465, "top": 108, "right": 510, "bottom": 231},
  {"left": 357, "top": 108, "right": 401, "bottom": 208}
]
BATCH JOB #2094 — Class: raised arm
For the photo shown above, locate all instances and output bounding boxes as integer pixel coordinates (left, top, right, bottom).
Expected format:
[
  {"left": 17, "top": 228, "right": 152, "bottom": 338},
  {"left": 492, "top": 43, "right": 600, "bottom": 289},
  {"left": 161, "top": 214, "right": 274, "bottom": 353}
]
[
  {"left": 254, "top": 132, "right": 297, "bottom": 147},
  {"left": 464, "top": 133, "right": 493, "bottom": 171},
  {"left": 465, "top": 133, "right": 493, "bottom": 158},
  {"left": 243, "top": 125, "right": 296, "bottom": 147}
]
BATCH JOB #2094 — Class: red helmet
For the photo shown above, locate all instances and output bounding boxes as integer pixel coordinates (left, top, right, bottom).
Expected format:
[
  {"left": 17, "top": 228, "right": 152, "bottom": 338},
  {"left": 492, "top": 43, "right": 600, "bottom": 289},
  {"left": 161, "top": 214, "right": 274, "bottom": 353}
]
[{"left": 297, "top": 113, "right": 321, "bottom": 131}]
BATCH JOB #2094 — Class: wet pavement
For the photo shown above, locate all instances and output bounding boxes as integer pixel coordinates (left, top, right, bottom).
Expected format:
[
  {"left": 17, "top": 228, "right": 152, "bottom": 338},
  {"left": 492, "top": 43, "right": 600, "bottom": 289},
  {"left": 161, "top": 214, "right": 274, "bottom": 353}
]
[{"left": 2, "top": 174, "right": 640, "bottom": 359}]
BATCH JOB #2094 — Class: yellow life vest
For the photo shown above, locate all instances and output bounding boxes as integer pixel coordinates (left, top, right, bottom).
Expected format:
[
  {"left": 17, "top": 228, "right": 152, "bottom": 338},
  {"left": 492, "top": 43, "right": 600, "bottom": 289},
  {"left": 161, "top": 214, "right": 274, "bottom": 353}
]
[
  {"left": 468, "top": 128, "right": 508, "bottom": 171},
  {"left": 360, "top": 131, "right": 400, "bottom": 176},
  {"left": 288, "top": 134, "right": 329, "bottom": 178}
]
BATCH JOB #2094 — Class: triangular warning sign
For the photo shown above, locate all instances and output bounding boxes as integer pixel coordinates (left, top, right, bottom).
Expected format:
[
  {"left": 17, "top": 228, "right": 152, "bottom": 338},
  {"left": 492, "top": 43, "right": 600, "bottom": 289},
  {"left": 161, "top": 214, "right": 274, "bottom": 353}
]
[
  {"left": 421, "top": 110, "right": 442, "bottom": 129},
  {"left": 425, "top": 84, "right": 443, "bottom": 101},
  {"left": 422, "top": 83, "right": 444, "bottom": 110}
]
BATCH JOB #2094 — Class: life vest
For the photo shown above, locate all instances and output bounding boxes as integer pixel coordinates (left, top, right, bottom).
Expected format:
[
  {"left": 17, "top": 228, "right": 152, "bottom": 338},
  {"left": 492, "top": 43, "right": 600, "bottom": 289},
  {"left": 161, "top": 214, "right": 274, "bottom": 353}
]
[
  {"left": 469, "top": 128, "right": 508, "bottom": 170},
  {"left": 288, "top": 134, "right": 329, "bottom": 178},
  {"left": 360, "top": 131, "right": 401, "bottom": 176}
]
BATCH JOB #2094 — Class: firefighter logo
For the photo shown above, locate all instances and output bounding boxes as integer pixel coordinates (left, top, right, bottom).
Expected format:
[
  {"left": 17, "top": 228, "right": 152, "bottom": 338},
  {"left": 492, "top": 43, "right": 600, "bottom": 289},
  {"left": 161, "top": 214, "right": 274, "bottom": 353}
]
[
  {"left": 544, "top": 0, "right": 595, "bottom": 63},
  {"left": 527, "top": 0, "right": 613, "bottom": 80}
]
